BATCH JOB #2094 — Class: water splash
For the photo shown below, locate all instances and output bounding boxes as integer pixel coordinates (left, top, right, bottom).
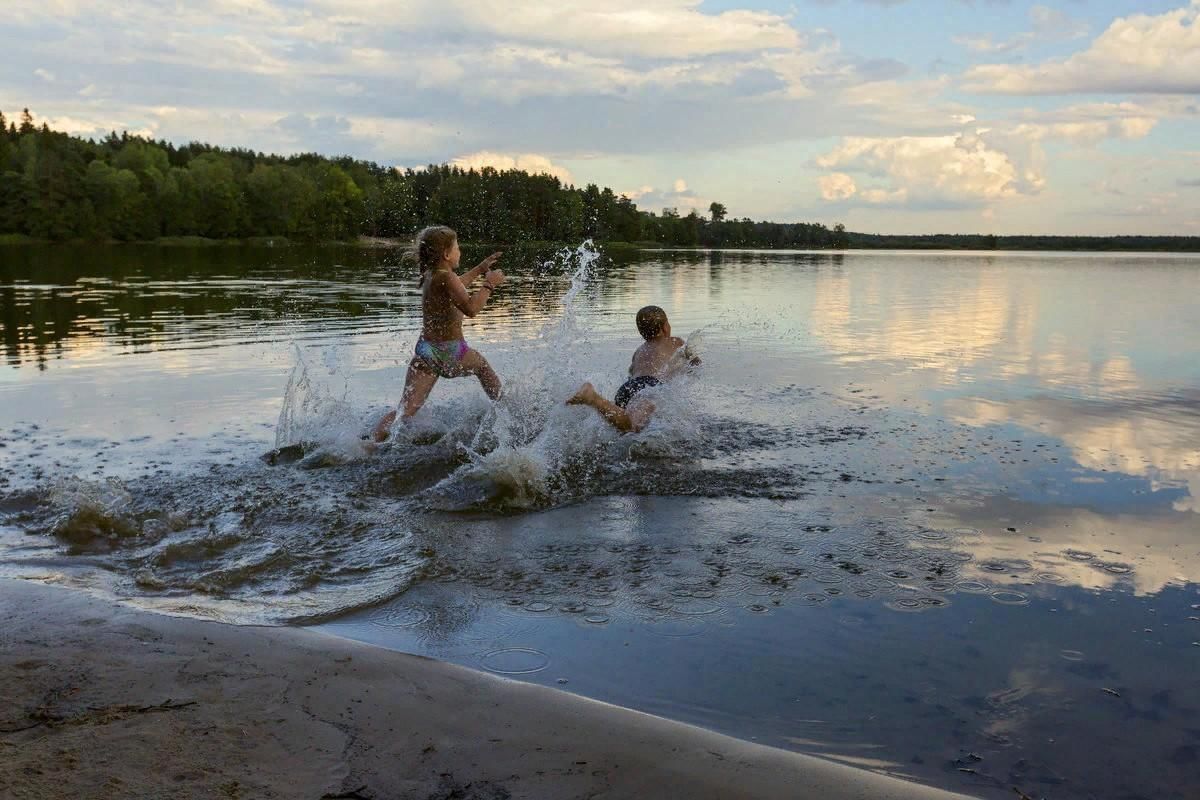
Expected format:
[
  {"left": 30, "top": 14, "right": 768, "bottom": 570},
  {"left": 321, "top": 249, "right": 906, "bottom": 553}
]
[
  {"left": 273, "top": 343, "right": 377, "bottom": 464},
  {"left": 45, "top": 477, "right": 140, "bottom": 552},
  {"left": 424, "top": 241, "right": 718, "bottom": 511}
]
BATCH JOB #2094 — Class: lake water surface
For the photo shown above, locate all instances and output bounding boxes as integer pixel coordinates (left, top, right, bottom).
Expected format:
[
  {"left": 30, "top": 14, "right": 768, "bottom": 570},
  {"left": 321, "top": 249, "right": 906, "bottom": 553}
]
[{"left": 2, "top": 245, "right": 1198, "bottom": 799}]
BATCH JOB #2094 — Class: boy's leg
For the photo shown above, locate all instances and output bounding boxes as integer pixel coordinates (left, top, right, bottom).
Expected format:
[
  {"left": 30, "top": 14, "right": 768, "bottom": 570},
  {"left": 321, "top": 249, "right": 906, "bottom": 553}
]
[
  {"left": 460, "top": 349, "right": 502, "bottom": 401},
  {"left": 566, "top": 382, "right": 654, "bottom": 433}
]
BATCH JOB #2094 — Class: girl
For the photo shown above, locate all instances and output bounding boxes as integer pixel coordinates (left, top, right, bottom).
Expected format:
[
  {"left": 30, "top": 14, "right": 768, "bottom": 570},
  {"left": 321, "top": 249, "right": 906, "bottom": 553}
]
[{"left": 372, "top": 226, "right": 506, "bottom": 441}]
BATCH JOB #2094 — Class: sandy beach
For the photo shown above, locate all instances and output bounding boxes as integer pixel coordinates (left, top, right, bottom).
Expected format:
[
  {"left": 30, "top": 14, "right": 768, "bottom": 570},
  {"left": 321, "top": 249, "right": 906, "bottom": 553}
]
[{"left": 0, "top": 579, "right": 975, "bottom": 799}]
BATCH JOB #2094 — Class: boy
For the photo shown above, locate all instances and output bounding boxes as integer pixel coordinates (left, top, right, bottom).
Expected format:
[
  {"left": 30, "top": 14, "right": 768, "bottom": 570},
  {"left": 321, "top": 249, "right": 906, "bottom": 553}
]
[{"left": 567, "top": 305, "right": 697, "bottom": 433}]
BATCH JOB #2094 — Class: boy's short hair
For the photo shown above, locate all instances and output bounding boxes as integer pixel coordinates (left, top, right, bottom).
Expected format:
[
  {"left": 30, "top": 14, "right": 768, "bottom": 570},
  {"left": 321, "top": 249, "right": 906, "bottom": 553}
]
[{"left": 636, "top": 305, "right": 668, "bottom": 340}]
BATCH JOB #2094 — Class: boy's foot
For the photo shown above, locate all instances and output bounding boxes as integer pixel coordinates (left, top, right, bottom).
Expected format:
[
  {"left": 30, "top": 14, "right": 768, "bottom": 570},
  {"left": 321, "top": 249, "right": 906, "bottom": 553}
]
[{"left": 567, "top": 382, "right": 597, "bottom": 406}]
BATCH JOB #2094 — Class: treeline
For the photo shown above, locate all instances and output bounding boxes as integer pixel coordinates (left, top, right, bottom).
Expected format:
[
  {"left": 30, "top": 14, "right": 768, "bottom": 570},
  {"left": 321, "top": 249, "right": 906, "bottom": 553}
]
[
  {"left": 5, "top": 110, "right": 1198, "bottom": 252},
  {"left": 0, "top": 109, "right": 846, "bottom": 248},
  {"left": 847, "top": 232, "right": 1200, "bottom": 252}
]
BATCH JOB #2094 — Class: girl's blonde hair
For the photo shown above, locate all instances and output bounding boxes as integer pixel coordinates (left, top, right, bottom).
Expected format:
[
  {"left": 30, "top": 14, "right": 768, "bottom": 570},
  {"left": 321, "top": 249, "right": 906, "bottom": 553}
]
[{"left": 407, "top": 226, "right": 458, "bottom": 281}]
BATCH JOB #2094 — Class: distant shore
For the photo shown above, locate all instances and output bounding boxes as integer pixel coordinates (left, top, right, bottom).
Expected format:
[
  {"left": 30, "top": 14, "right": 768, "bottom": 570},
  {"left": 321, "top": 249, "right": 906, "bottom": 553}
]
[
  {"left": 0, "top": 579, "right": 977, "bottom": 799},
  {"left": 4, "top": 232, "right": 1199, "bottom": 253}
]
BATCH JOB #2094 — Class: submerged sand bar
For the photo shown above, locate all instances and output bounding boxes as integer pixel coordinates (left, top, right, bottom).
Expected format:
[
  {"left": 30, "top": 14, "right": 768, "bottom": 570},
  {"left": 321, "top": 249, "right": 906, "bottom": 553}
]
[{"left": 1, "top": 580, "right": 974, "bottom": 799}]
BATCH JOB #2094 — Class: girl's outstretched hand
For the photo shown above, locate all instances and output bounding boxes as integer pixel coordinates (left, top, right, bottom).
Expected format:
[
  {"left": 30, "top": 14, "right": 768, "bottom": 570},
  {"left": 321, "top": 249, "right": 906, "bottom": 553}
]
[
  {"left": 478, "top": 252, "right": 503, "bottom": 271},
  {"left": 484, "top": 268, "right": 506, "bottom": 288}
]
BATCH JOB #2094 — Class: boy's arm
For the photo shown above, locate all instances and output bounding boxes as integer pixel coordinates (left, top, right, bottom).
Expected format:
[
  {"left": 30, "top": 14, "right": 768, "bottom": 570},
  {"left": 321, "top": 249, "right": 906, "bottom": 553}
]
[
  {"left": 460, "top": 252, "right": 502, "bottom": 285},
  {"left": 674, "top": 337, "right": 701, "bottom": 366}
]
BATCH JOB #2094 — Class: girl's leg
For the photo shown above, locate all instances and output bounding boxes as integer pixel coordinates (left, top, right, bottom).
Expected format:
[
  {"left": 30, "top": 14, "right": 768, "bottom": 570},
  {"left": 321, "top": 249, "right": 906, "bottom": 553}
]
[
  {"left": 401, "top": 359, "right": 439, "bottom": 417},
  {"left": 372, "top": 360, "right": 439, "bottom": 441},
  {"left": 460, "top": 349, "right": 502, "bottom": 401}
]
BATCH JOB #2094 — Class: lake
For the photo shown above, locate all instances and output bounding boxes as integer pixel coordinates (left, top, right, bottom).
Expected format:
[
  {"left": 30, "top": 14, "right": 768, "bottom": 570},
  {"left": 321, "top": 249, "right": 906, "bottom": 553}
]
[{"left": 2, "top": 244, "right": 1198, "bottom": 799}]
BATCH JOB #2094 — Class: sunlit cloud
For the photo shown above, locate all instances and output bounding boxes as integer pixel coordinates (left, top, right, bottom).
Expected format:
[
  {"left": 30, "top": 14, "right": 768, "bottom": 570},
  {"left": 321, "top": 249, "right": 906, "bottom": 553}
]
[
  {"left": 450, "top": 152, "right": 576, "bottom": 185},
  {"left": 815, "top": 132, "right": 1032, "bottom": 208},
  {"left": 964, "top": 1, "right": 1200, "bottom": 94}
]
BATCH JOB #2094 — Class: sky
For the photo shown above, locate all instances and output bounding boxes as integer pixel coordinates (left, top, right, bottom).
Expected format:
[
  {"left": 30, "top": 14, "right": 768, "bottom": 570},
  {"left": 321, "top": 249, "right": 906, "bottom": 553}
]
[{"left": 3, "top": 0, "right": 1199, "bottom": 235}]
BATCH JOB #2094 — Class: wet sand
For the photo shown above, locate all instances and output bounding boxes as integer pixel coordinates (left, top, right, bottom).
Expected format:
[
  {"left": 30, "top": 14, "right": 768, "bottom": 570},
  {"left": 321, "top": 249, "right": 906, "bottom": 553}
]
[{"left": 1, "top": 580, "right": 974, "bottom": 800}]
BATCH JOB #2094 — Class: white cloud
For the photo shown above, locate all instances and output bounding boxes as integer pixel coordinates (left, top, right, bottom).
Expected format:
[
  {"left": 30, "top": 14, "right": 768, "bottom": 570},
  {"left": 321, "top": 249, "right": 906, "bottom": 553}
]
[
  {"left": 33, "top": 68, "right": 55, "bottom": 82},
  {"left": 624, "top": 179, "right": 709, "bottom": 214},
  {"left": 450, "top": 151, "right": 575, "bottom": 184},
  {"left": 818, "top": 172, "right": 856, "bottom": 201},
  {"left": 964, "top": 2, "right": 1200, "bottom": 94},
  {"left": 311, "top": 0, "right": 801, "bottom": 59},
  {"left": 1013, "top": 118, "right": 1158, "bottom": 146},
  {"left": 816, "top": 133, "right": 1031, "bottom": 206},
  {"left": 813, "top": 97, "right": 1179, "bottom": 211},
  {"left": 41, "top": 114, "right": 154, "bottom": 139},
  {"left": 954, "top": 4, "right": 1088, "bottom": 54}
]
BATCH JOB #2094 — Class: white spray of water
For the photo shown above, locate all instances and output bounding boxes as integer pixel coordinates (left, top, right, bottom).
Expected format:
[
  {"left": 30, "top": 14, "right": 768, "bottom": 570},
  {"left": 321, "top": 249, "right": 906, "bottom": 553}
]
[
  {"left": 275, "top": 343, "right": 375, "bottom": 461},
  {"left": 432, "top": 241, "right": 709, "bottom": 509}
]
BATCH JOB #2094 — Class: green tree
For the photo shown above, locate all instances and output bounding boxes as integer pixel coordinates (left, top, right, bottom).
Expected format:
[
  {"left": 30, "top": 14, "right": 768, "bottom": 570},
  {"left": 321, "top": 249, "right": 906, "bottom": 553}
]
[
  {"left": 84, "top": 160, "right": 146, "bottom": 240},
  {"left": 0, "top": 169, "right": 26, "bottom": 233},
  {"left": 0, "top": 111, "right": 12, "bottom": 171},
  {"left": 21, "top": 128, "right": 92, "bottom": 240},
  {"left": 113, "top": 139, "right": 170, "bottom": 178},
  {"left": 709, "top": 201, "right": 727, "bottom": 223},
  {"left": 302, "top": 163, "right": 363, "bottom": 240},
  {"left": 186, "top": 153, "right": 242, "bottom": 238},
  {"left": 244, "top": 164, "right": 315, "bottom": 236},
  {"left": 157, "top": 168, "right": 200, "bottom": 236}
]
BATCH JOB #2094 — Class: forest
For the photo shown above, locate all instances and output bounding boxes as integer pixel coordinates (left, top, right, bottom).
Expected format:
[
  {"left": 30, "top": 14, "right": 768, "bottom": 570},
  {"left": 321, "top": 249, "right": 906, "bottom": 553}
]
[
  {"left": 0, "top": 109, "right": 846, "bottom": 248},
  {"left": 3, "top": 109, "right": 1198, "bottom": 251}
]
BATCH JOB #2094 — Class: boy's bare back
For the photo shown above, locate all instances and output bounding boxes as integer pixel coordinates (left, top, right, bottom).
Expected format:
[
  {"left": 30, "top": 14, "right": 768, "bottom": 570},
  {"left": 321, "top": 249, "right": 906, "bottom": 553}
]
[{"left": 630, "top": 336, "right": 688, "bottom": 379}]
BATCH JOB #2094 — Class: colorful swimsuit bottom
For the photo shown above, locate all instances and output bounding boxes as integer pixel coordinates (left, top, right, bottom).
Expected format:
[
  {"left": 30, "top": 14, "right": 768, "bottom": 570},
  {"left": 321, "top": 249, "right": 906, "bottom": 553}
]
[
  {"left": 614, "top": 375, "right": 661, "bottom": 408},
  {"left": 415, "top": 338, "right": 469, "bottom": 378}
]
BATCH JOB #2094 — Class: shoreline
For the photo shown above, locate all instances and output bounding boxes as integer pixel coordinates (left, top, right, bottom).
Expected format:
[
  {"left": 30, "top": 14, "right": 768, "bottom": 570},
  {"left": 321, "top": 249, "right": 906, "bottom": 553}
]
[
  {"left": 0, "top": 579, "right": 976, "bottom": 799},
  {"left": 3, "top": 234, "right": 1200, "bottom": 253}
]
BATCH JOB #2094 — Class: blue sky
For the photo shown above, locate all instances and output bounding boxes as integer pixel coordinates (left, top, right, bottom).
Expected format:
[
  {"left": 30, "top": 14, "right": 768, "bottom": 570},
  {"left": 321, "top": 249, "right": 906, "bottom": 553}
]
[{"left": 3, "top": 0, "right": 1198, "bottom": 235}]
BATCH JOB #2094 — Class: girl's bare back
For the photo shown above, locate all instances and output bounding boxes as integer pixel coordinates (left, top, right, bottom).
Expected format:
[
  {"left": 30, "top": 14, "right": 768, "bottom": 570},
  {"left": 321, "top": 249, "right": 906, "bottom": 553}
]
[{"left": 421, "top": 270, "right": 466, "bottom": 342}]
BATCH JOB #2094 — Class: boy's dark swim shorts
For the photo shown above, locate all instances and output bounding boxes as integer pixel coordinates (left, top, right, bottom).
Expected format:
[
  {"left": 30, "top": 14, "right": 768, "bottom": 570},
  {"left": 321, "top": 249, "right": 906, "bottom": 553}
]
[{"left": 614, "top": 375, "right": 661, "bottom": 408}]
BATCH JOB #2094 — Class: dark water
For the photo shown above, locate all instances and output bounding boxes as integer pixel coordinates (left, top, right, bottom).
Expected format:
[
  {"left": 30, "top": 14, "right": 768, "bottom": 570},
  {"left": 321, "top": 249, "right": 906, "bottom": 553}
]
[{"left": 2, "top": 244, "right": 1198, "bottom": 798}]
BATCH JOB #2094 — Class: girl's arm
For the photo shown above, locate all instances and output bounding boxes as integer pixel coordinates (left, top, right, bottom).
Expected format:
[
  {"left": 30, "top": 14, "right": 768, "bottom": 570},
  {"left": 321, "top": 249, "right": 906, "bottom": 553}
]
[
  {"left": 460, "top": 252, "right": 502, "bottom": 285},
  {"left": 447, "top": 270, "right": 502, "bottom": 318}
]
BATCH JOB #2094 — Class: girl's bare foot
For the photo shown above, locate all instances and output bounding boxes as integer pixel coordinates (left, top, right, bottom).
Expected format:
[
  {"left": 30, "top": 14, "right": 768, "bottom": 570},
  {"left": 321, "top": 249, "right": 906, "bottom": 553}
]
[
  {"left": 371, "top": 409, "right": 397, "bottom": 442},
  {"left": 567, "top": 382, "right": 596, "bottom": 405}
]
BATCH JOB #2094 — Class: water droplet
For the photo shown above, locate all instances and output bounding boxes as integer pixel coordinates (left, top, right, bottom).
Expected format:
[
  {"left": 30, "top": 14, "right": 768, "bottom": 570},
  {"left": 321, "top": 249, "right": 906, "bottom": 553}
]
[
  {"left": 990, "top": 590, "right": 1029, "bottom": 606},
  {"left": 479, "top": 648, "right": 549, "bottom": 674}
]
